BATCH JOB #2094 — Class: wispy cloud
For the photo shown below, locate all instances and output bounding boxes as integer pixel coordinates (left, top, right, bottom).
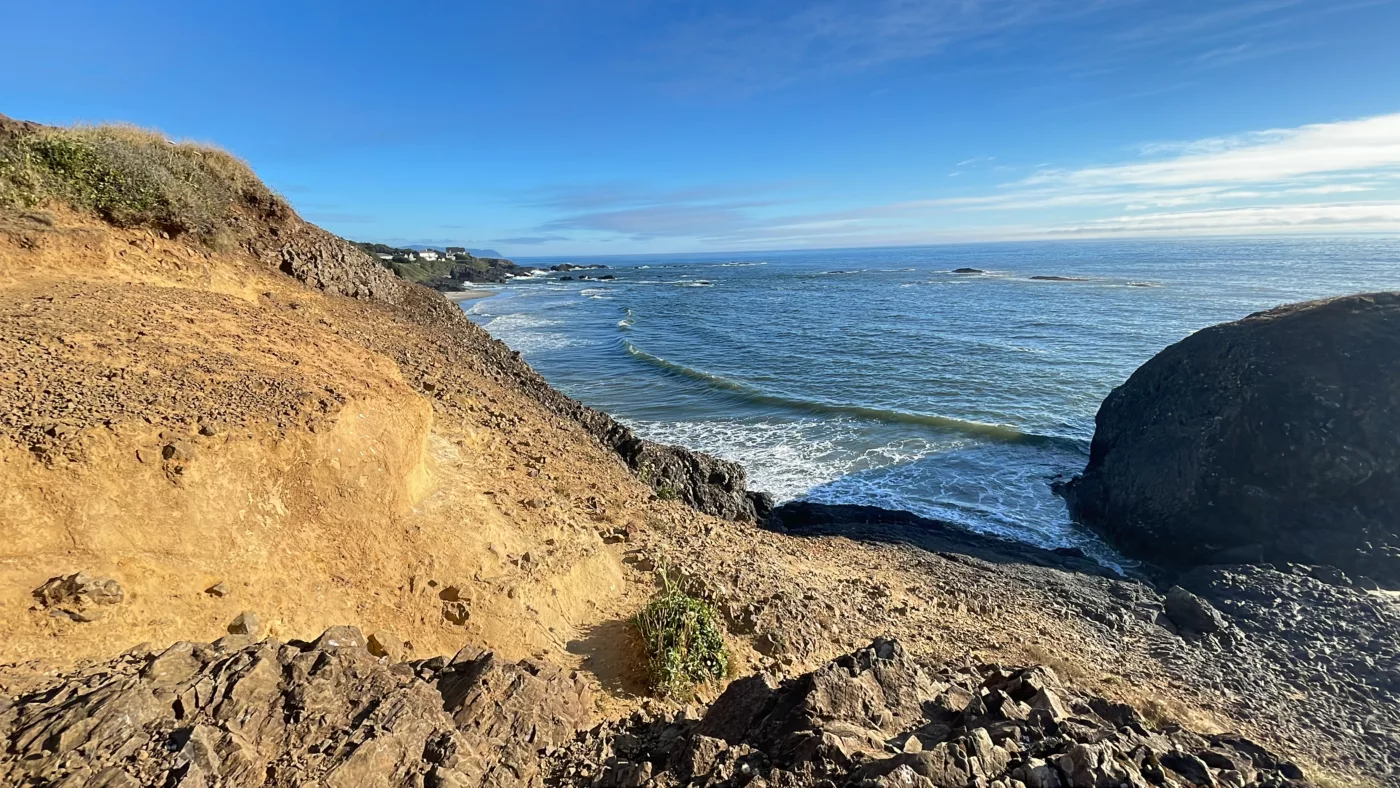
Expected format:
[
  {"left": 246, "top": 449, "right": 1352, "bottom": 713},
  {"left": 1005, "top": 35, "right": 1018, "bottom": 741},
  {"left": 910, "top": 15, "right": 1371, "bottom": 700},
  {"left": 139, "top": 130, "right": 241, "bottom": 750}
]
[
  {"left": 1046, "top": 202, "right": 1400, "bottom": 236},
  {"left": 643, "top": 0, "right": 1352, "bottom": 95},
  {"left": 519, "top": 181, "right": 802, "bottom": 241},
  {"left": 1022, "top": 113, "right": 1400, "bottom": 188},
  {"left": 492, "top": 235, "right": 571, "bottom": 245},
  {"left": 520, "top": 112, "right": 1400, "bottom": 248},
  {"left": 652, "top": 0, "right": 1131, "bottom": 94}
]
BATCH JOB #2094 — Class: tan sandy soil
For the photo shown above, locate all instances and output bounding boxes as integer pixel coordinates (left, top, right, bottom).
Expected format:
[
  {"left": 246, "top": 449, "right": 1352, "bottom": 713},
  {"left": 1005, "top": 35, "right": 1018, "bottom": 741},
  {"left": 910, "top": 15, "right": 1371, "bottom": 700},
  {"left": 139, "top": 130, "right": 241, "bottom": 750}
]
[{"left": 0, "top": 207, "right": 1377, "bottom": 783}]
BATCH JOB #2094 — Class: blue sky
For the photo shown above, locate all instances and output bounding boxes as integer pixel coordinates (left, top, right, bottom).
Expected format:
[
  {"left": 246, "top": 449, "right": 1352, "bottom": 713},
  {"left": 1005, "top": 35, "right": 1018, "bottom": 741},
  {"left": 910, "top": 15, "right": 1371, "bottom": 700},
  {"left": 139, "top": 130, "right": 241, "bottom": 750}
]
[{"left": 6, "top": 0, "right": 1400, "bottom": 255}]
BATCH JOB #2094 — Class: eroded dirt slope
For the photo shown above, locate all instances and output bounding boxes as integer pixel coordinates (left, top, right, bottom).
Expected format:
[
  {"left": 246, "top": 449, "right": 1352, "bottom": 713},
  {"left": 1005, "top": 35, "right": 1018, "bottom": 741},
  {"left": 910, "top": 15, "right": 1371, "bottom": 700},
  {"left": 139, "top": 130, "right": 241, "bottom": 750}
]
[{"left": 0, "top": 203, "right": 1390, "bottom": 785}]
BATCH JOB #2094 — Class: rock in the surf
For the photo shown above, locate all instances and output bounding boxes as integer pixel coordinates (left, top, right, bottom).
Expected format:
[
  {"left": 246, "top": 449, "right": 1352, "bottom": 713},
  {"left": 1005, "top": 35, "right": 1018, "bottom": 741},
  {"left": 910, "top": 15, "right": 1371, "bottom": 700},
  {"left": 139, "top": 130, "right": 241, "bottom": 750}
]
[{"left": 1061, "top": 292, "right": 1400, "bottom": 587}]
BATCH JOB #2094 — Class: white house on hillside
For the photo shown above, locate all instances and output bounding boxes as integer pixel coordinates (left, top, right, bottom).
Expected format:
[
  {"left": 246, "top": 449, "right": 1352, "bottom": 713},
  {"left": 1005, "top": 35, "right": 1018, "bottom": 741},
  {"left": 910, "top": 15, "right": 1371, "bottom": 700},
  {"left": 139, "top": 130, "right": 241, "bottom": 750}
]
[{"left": 418, "top": 250, "right": 440, "bottom": 261}]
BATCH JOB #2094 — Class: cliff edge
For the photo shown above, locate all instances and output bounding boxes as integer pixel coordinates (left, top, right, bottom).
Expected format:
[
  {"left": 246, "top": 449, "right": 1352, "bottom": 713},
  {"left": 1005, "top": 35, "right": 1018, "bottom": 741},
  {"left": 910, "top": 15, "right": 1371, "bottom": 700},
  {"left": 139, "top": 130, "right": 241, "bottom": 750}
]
[{"left": 0, "top": 117, "right": 1389, "bottom": 786}]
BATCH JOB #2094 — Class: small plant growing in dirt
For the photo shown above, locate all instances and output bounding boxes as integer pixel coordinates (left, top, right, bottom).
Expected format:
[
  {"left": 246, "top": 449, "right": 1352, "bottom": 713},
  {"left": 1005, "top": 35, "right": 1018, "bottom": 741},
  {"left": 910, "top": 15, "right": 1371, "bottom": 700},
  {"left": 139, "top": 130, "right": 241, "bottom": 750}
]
[
  {"left": 632, "top": 572, "right": 728, "bottom": 698},
  {"left": 656, "top": 483, "right": 678, "bottom": 501}
]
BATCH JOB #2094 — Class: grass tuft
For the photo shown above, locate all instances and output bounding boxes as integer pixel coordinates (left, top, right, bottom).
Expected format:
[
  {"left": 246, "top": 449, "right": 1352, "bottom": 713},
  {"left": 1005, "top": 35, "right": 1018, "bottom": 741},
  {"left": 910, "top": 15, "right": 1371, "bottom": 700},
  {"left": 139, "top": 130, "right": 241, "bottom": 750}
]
[
  {"left": 633, "top": 572, "right": 728, "bottom": 698},
  {"left": 0, "top": 123, "right": 282, "bottom": 246}
]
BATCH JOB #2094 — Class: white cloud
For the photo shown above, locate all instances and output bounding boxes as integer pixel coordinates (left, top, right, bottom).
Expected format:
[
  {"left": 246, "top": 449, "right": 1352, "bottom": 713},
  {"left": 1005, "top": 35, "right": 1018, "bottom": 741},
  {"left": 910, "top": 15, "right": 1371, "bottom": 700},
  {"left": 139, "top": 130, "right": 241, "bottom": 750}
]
[
  {"left": 1023, "top": 113, "right": 1400, "bottom": 188},
  {"left": 1047, "top": 201, "right": 1400, "bottom": 236},
  {"left": 522, "top": 112, "right": 1400, "bottom": 250}
]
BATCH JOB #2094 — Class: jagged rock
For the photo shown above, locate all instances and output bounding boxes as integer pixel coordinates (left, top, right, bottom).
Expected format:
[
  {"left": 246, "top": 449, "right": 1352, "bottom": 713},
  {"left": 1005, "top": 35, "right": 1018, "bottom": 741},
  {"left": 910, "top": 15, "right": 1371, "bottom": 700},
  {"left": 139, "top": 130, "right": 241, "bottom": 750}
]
[
  {"left": 1060, "top": 292, "right": 1400, "bottom": 587},
  {"left": 33, "top": 572, "right": 125, "bottom": 622},
  {"left": 544, "top": 638, "right": 1317, "bottom": 787},
  {"left": 0, "top": 629, "right": 593, "bottom": 787},
  {"left": 227, "top": 610, "right": 259, "bottom": 635},
  {"left": 443, "top": 601, "right": 471, "bottom": 625},
  {"left": 368, "top": 629, "right": 403, "bottom": 660},
  {"left": 161, "top": 440, "right": 194, "bottom": 461},
  {"left": 205, "top": 581, "right": 229, "bottom": 597},
  {"left": 1165, "top": 585, "right": 1225, "bottom": 635},
  {"left": 313, "top": 625, "right": 366, "bottom": 650}
]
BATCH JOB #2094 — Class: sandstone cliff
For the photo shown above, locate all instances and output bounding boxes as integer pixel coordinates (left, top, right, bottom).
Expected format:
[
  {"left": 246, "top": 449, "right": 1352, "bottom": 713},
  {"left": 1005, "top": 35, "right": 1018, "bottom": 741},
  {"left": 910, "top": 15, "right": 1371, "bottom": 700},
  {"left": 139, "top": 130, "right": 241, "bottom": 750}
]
[{"left": 0, "top": 117, "right": 1390, "bottom": 786}]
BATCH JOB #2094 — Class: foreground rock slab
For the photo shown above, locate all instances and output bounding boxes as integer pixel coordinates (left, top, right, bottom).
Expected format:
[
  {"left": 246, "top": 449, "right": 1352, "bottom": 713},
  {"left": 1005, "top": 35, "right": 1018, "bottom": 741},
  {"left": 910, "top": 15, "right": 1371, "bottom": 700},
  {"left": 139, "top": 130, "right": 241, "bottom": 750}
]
[
  {"left": 0, "top": 627, "right": 592, "bottom": 787},
  {"left": 548, "top": 638, "right": 1317, "bottom": 787}
]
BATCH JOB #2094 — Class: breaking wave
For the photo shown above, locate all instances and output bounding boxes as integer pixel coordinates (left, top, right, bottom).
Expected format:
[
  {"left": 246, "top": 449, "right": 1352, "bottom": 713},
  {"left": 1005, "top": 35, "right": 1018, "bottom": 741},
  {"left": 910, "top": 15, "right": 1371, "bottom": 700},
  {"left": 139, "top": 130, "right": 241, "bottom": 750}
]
[{"left": 621, "top": 340, "right": 1078, "bottom": 449}]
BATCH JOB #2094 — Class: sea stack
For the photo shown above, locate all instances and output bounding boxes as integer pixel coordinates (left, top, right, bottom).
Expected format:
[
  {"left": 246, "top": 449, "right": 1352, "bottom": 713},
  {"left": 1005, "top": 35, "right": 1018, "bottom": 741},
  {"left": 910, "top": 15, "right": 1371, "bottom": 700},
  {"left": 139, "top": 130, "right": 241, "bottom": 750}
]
[{"left": 1061, "top": 292, "right": 1400, "bottom": 588}]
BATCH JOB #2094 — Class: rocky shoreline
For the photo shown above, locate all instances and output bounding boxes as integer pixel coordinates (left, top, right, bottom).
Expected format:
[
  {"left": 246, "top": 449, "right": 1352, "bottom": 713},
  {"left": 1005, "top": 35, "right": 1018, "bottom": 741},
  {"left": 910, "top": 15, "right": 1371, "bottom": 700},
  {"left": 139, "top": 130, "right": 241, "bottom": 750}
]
[{"left": 3, "top": 115, "right": 1397, "bottom": 786}]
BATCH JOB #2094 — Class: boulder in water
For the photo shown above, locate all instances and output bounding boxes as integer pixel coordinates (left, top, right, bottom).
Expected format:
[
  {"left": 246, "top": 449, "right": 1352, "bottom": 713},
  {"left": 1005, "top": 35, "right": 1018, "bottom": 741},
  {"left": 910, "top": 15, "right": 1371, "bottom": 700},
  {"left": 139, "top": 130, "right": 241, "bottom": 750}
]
[{"left": 1061, "top": 292, "right": 1400, "bottom": 587}]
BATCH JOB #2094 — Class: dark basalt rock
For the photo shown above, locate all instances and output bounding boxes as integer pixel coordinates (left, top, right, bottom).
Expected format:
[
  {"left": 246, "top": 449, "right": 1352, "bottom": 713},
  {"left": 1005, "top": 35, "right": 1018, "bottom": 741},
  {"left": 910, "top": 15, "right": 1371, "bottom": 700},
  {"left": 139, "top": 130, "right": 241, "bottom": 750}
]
[
  {"left": 1061, "top": 292, "right": 1400, "bottom": 588},
  {"left": 1028, "top": 275, "right": 1090, "bottom": 281},
  {"left": 0, "top": 628, "right": 593, "bottom": 787},
  {"left": 950, "top": 267, "right": 985, "bottom": 274},
  {"left": 548, "top": 638, "right": 1317, "bottom": 787},
  {"left": 1164, "top": 585, "right": 1225, "bottom": 635},
  {"left": 767, "top": 501, "right": 1116, "bottom": 576}
]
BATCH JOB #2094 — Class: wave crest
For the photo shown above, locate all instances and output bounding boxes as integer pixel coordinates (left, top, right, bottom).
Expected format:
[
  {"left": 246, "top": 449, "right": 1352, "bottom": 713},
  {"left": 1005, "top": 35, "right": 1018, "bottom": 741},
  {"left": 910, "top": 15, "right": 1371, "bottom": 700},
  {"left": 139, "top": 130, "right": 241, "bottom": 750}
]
[{"left": 621, "top": 340, "right": 1076, "bottom": 447}]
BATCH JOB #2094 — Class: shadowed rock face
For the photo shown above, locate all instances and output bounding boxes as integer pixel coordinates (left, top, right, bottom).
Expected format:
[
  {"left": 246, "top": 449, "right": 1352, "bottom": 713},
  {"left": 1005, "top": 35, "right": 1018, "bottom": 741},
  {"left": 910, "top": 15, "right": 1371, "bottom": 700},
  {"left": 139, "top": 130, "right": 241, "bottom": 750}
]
[
  {"left": 0, "top": 628, "right": 593, "bottom": 787},
  {"left": 1061, "top": 292, "right": 1400, "bottom": 587},
  {"left": 256, "top": 210, "right": 765, "bottom": 523},
  {"left": 548, "top": 638, "right": 1317, "bottom": 787}
]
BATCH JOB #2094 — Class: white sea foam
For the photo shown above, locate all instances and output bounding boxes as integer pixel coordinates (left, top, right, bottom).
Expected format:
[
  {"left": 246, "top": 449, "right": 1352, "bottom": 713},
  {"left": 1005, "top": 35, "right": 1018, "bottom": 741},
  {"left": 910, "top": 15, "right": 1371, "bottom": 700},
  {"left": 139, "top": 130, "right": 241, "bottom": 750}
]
[
  {"left": 628, "top": 415, "right": 1120, "bottom": 567},
  {"left": 482, "top": 312, "right": 580, "bottom": 355}
]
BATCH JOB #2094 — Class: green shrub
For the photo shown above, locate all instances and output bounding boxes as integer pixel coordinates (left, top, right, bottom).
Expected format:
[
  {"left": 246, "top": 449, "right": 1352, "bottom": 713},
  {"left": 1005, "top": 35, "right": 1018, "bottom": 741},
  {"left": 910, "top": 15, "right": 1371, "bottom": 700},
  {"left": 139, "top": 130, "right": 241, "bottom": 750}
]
[
  {"left": 0, "top": 123, "right": 281, "bottom": 246},
  {"left": 633, "top": 574, "right": 728, "bottom": 698}
]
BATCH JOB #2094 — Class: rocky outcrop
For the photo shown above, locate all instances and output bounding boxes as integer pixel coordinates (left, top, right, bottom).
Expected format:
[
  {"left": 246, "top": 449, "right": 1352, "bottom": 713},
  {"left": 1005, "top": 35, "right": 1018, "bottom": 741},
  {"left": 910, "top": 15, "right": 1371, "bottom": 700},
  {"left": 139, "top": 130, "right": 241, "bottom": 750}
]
[
  {"left": 236, "top": 176, "right": 763, "bottom": 522},
  {"left": 0, "top": 627, "right": 592, "bottom": 787},
  {"left": 768, "top": 501, "right": 1116, "bottom": 576},
  {"left": 32, "top": 572, "right": 125, "bottom": 623},
  {"left": 547, "top": 638, "right": 1316, "bottom": 787},
  {"left": 0, "top": 115, "right": 763, "bottom": 523},
  {"left": 1061, "top": 292, "right": 1400, "bottom": 587}
]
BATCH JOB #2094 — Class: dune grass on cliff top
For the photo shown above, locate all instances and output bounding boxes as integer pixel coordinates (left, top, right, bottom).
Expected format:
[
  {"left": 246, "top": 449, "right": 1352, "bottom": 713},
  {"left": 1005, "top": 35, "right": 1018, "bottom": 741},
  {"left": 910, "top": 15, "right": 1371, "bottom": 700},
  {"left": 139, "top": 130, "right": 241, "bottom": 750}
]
[{"left": 0, "top": 123, "right": 283, "bottom": 247}]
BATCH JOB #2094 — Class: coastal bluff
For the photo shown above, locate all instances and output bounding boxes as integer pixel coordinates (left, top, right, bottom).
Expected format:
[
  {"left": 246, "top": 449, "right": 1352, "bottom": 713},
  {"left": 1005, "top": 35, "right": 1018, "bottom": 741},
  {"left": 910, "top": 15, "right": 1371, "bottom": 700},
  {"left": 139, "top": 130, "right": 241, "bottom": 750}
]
[
  {"left": 0, "top": 115, "right": 1392, "bottom": 785},
  {"left": 1061, "top": 292, "right": 1400, "bottom": 588}
]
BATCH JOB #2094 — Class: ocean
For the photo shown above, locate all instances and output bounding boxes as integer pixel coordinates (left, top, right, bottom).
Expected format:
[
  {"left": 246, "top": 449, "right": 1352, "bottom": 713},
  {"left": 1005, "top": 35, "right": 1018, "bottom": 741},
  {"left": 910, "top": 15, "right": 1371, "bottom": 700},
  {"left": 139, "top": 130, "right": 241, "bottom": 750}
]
[{"left": 464, "top": 237, "right": 1400, "bottom": 564}]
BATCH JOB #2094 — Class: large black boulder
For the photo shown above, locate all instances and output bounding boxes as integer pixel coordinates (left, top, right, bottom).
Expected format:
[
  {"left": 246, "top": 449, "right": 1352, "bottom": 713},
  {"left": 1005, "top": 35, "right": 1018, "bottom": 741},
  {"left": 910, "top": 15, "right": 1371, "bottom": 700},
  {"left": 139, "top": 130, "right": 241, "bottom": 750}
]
[{"left": 1061, "top": 292, "right": 1400, "bottom": 587}]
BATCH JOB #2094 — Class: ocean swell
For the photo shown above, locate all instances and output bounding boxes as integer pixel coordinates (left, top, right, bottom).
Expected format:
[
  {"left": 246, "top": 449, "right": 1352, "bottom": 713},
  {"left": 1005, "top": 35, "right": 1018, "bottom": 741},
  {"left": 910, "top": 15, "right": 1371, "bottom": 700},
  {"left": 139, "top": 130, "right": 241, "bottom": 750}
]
[{"left": 622, "top": 339, "right": 1077, "bottom": 449}]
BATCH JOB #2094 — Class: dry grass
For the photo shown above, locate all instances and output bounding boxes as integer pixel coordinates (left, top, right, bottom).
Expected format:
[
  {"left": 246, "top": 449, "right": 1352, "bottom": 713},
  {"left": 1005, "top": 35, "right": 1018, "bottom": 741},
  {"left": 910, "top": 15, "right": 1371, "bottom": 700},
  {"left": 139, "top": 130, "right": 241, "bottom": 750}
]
[
  {"left": 0, "top": 123, "right": 283, "bottom": 247},
  {"left": 1300, "top": 759, "right": 1382, "bottom": 788}
]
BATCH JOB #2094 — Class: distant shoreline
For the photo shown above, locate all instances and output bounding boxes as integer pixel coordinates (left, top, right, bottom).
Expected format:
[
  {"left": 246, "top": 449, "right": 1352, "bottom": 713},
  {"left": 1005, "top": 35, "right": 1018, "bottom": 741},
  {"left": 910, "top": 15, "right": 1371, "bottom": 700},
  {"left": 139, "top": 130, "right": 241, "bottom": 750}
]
[{"left": 442, "top": 289, "right": 498, "bottom": 302}]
